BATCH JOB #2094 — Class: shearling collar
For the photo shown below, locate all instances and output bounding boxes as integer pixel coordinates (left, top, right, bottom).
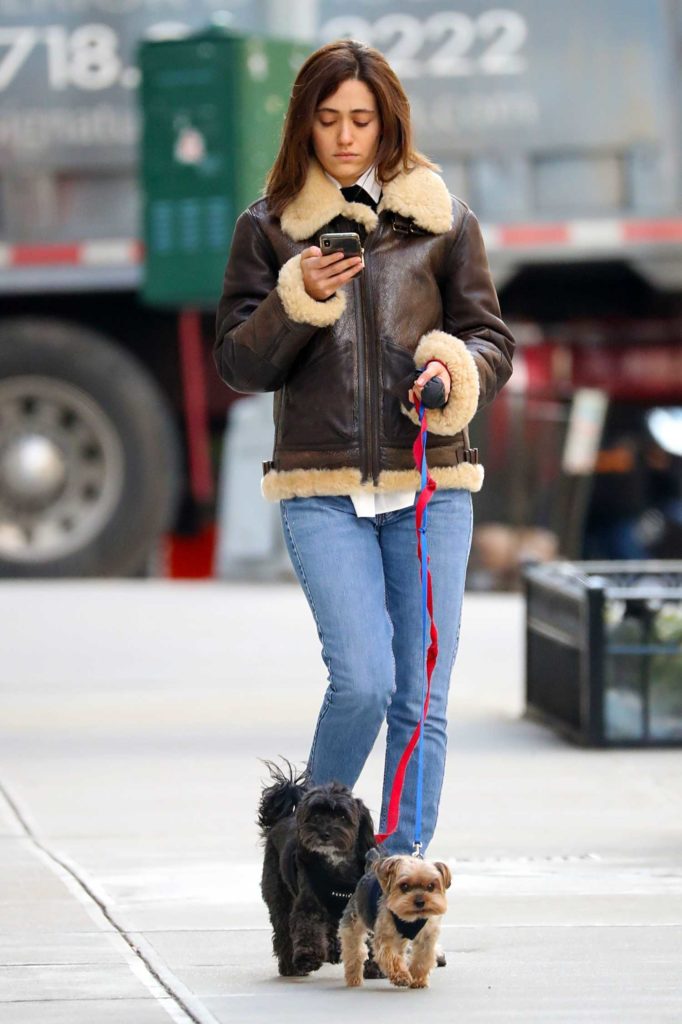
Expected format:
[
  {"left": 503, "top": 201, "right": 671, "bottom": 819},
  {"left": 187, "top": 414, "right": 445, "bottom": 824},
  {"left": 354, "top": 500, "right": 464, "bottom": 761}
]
[{"left": 280, "top": 158, "right": 453, "bottom": 241}]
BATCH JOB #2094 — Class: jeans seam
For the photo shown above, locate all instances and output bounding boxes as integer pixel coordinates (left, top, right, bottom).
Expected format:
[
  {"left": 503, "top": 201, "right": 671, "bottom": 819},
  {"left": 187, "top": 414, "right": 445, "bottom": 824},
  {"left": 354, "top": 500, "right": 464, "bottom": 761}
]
[
  {"left": 428, "top": 491, "right": 474, "bottom": 844},
  {"left": 378, "top": 521, "right": 397, "bottom": 834},
  {"left": 280, "top": 501, "right": 336, "bottom": 768}
]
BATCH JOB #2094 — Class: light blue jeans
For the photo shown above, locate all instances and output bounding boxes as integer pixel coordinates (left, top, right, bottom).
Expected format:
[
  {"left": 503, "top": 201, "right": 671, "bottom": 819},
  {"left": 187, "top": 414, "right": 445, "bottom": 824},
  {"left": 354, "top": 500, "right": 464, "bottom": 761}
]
[{"left": 279, "top": 489, "right": 473, "bottom": 855}]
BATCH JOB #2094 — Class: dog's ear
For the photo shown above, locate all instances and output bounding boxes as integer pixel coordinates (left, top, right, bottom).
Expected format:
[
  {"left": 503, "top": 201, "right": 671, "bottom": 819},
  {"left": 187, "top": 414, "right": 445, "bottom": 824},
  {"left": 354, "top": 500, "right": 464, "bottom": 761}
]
[
  {"left": 434, "top": 861, "right": 452, "bottom": 890},
  {"left": 375, "top": 855, "right": 403, "bottom": 893},
  {"left": 354, "top": 798, "right": 377, "bottom": 858}
]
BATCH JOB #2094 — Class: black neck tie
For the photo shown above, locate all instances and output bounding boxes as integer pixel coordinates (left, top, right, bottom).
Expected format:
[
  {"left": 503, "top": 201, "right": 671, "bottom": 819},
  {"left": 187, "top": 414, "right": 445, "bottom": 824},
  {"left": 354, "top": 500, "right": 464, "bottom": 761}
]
[{"left": 341, "top": 185, "right": 378, "bottom": 210}]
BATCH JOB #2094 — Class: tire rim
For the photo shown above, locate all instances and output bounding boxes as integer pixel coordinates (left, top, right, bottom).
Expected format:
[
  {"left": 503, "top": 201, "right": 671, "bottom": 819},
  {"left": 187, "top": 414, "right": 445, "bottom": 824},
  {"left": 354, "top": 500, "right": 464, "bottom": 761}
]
[{"left": 0, "top": 376, "right": 125, "bottom": 563}]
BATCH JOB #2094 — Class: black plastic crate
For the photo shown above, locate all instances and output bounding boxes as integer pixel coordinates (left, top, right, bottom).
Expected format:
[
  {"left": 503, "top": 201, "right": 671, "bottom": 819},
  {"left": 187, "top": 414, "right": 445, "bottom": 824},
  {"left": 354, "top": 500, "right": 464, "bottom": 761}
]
[{"left": 524, "top": 561, "right": 682, "bottom": 746}]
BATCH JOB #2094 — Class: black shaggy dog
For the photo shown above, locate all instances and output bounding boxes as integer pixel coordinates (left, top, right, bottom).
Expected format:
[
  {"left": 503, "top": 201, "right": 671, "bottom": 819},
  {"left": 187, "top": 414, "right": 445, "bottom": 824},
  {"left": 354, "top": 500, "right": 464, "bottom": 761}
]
[{"left": 258, "top": 759, "right": 377, "bottom": 976}]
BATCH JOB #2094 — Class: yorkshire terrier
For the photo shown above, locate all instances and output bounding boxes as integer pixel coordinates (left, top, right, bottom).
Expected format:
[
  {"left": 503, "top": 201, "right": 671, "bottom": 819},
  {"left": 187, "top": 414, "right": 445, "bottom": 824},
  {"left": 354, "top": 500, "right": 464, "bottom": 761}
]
[
  {"left": 340, "top": 852, "right": 452, "bottom": 988},
  {"left": 257, "top": 759, "right": 377, "bottom": 977}
]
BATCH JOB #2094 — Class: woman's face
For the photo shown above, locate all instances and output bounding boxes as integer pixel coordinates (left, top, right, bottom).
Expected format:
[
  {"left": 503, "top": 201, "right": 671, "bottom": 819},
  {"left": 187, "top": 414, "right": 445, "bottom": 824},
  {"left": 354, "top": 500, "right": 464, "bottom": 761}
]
[{"left": 311, "top": 78, "right": 381, "bottom": 186}]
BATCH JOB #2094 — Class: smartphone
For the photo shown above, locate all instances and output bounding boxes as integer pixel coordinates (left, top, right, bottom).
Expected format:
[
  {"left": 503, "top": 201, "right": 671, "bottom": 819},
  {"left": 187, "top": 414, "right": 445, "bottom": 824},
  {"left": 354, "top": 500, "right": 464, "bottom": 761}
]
[{"left": 319, "top": 231, "right": 364, "bottom": 264}]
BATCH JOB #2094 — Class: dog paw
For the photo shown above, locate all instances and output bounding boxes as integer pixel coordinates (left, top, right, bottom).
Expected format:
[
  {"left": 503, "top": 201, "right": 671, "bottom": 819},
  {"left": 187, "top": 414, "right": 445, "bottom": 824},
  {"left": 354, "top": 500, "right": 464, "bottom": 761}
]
[
  {"left": 345, "top": 971, "right": 364, "bottom": 988},
  {"left": 363, "top": 957, "right": 386, "bottom": 980},
  {"left": 389, "top": 970, "right": 412, "bottom": 988},
  {"left": 292, "top": 951, "right": 324, "bottom": 975},
  {"left": 278, "top": 961, "right": 307, "bottom": 977},
  {"left": 327, "top": 937, "right": 342, "bottom": 964},
  {"left": 410, "top": 975, "right": 430, "bottom": 989}
]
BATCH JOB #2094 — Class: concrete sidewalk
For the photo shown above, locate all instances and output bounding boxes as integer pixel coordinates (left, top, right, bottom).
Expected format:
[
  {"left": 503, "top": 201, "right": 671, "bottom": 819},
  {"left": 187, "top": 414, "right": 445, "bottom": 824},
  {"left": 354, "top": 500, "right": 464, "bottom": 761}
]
[{"left": 0, "top": 582, "right": 680, "bottom": 1023}]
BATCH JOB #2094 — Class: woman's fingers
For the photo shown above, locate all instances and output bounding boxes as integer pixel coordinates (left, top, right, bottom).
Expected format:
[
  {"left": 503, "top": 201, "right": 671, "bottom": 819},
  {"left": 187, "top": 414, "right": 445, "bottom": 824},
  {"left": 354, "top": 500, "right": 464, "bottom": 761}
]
[
  {"left": 415, "top": 362, "right": 443, "bottom": 388},
  {"left": 324, "top": 254, "right": 362, "bottom": 275},
  {"left": 301, "top": 247, "right": 358, "bottom": 274},
  {"left": 300, "top": 245, "right": 322, "bottom": 260},
  {"left": 314, "top": 261, "right": 362, "bottom": 297},
  {"left": 412, "top": 362, "right": 451, "bottom": 402},
  {"left": 301, "top": 248, "right": 363, "bottom": 299},
  {"left": 311, "top": 255, "right": 362, "bottom": 279},
  {"left": 301, "top": 245, "right": 341, "bottom": 269}
]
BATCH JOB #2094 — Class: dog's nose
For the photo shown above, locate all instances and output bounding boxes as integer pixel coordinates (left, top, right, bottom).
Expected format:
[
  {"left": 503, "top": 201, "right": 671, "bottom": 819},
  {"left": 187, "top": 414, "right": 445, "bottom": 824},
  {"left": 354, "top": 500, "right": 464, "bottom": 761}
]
[
  {"left": 320, "top": 831, "right": 330, "bottom": 842},
  {"left": 414, "top": 897, "right": 425, "bottom": 909}
]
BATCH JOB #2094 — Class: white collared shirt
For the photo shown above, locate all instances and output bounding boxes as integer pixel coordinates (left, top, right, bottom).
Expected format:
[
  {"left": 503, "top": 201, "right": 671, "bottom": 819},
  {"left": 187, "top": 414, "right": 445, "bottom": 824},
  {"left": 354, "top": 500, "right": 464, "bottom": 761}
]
[
  {"left": 325, "top": 165, "right": 416, "bottom": 519},
  {"left": 323, "top": 165, "right": 383, "bottom": 205}
]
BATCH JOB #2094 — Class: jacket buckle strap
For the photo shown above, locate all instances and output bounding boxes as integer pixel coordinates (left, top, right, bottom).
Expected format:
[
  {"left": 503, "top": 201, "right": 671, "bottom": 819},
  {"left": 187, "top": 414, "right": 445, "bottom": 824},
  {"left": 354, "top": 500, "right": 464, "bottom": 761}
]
[
  {"left": 262, "top": 460, "right": 274, "bottom": 476},
  {"left": 457, "top": 448, "right": 479, "bottom": 465},
  {"left": 392, "top": 214, "right": 427, "bottom": 236}
]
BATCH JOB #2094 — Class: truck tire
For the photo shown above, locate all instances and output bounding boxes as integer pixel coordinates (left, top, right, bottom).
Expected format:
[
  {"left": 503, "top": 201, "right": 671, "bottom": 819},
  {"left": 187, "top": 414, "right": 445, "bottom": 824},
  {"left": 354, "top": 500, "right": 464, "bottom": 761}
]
[{"left": 0, "top": 318, "right": 181, "bottom": 577}]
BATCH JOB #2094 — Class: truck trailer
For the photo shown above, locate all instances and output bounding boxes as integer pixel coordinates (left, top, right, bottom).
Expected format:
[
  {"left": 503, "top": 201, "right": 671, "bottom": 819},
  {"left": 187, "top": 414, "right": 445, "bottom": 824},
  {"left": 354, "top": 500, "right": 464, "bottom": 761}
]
[{"left": 1, "top": 0, "right": 680, "bottom": 576}]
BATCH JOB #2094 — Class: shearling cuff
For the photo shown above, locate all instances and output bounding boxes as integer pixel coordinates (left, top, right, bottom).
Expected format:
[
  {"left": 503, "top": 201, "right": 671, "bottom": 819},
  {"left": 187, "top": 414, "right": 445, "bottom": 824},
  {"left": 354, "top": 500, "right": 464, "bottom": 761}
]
[
  {"left": 277, "top": 253, "right": 346, "bottom": 328},
  {"left": 402, "top": 330, "right": 480, "bottom": 435}
]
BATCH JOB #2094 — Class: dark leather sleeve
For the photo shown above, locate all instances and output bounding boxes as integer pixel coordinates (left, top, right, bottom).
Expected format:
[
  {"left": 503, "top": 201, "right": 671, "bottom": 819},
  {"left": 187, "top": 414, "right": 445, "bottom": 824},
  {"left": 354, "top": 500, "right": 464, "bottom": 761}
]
[
  {"left": 214, "top": 209, "right": 318, "bottom": 393},
  {"left": 442, "top": 208, "right": 515, "bottom": 409}
]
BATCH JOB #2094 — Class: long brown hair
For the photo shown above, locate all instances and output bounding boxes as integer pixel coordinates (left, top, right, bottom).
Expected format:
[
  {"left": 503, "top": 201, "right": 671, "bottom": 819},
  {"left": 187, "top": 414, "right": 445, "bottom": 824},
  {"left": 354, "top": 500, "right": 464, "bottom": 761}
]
[{"left": 265, "top": 39, "right": 436, "bottom": 217}]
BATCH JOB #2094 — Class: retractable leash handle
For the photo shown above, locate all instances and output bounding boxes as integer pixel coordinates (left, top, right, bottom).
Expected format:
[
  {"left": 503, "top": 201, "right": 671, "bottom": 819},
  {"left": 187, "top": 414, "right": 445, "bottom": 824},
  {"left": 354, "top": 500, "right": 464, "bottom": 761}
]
[
  {"left": 374, "top": 377, "right": 445, "bottom": 854},
  {"left": 414, "top": 367, "right": 447, "bottom": 410}
]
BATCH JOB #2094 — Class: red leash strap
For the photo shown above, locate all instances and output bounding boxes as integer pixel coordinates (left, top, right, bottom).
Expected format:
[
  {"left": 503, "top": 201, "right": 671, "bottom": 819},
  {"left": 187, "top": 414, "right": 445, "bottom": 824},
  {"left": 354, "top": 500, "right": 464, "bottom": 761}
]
[{"left": 375, "top": 398, "right": 439, "bottom": 844}]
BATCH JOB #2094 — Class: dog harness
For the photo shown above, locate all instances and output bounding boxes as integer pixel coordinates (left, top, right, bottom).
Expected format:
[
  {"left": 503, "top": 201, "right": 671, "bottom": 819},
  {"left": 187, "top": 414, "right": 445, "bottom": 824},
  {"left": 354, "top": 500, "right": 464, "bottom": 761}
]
[
  {"left": 356, "top": 873, "right": 427, "bottom": 940},
  {"left": 299, "top": 854, "right": 356, "bottom": 917}
]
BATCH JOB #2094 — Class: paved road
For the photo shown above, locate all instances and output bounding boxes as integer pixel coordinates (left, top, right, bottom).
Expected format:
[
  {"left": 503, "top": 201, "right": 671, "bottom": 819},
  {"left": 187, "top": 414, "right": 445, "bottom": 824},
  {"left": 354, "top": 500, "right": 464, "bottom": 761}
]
[{"left": 0, "top": 582, "right": 680, "bottom": 1022}]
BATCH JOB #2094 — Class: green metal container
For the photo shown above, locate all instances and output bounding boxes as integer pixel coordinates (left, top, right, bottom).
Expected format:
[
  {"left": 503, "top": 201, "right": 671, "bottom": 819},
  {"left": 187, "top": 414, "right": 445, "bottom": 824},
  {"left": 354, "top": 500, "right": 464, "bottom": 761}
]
[{"left": 139, "top": 28, "right": 308, "bottom": 307}]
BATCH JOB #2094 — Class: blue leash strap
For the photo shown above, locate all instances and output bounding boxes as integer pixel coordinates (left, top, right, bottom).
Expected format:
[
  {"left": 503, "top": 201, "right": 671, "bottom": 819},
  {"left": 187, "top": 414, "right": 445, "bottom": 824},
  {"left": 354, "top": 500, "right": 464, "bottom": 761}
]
[{"left": 414, "top": 402, "right": 429, "bottom": 855}]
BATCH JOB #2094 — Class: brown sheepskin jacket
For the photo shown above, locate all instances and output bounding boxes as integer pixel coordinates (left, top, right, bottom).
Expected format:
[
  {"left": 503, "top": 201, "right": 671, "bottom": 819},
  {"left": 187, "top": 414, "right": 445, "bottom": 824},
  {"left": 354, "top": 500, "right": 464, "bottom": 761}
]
[{"left": 214, "top": 158, "right": 515, "bottom": 501}]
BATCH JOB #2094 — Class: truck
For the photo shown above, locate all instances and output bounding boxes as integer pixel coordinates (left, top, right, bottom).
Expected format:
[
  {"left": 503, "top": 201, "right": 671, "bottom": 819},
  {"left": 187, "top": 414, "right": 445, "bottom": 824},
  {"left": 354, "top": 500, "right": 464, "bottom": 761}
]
[
  {"left": 0, "top": 0, "right": 304, "bottom": 576},
  {"left": 1, "top": 0, "right": 681, "bottom": 577}
]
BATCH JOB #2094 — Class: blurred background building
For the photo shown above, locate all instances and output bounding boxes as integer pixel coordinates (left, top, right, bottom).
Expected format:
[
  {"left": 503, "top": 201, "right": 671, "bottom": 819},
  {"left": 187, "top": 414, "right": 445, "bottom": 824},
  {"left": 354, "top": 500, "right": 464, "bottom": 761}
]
[{"left": 0, "top": 0, "right": 680, "bottom": 583}]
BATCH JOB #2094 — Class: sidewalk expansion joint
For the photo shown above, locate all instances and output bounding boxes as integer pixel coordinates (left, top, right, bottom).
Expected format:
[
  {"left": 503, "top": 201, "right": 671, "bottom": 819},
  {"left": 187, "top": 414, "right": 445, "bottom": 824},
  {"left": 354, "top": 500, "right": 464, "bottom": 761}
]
[{"left": 0, "top": 779, "right": 221, "bottom": 1024}]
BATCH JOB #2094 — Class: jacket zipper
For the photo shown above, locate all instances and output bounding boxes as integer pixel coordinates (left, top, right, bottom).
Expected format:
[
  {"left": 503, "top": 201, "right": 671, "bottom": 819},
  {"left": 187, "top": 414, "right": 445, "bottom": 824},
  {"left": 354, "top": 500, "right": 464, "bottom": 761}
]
[
  {"left": 354, "top": 238, "right": 380, "bottom": 484},
  {"left": 353, "top": 275, "right": 369, "bottom": 482},
  {"left": 362, "top": 259, "right": 380, "bottom": 484}
]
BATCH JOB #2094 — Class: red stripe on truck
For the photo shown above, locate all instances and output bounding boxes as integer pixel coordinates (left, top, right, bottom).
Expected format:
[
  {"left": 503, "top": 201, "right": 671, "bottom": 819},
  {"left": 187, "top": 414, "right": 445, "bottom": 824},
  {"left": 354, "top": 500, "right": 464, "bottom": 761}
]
[
  {"left": 5, "top": 221, "right": 682, "bottom": 268},
  {"left": 12, "top": 244, "right": 81, "bottom": 266},
  {"left": 622, "top": 219, "right": 682, "bottom": 242},
  {"left": 499, "top": 224, "right": 571, "bottom": 246},
  {"left": 7, "top": 241, "right": 142, "bottom": 266}
]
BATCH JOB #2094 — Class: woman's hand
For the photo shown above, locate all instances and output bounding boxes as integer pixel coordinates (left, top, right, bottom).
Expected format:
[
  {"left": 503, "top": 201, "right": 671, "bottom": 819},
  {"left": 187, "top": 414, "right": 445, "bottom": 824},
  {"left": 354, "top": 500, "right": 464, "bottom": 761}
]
[
  {"left": 409, "top": 361, "right": 451, "bottom": 405},
  {"left": 300, "top": 245, "right": 363, "bottom": 301}
]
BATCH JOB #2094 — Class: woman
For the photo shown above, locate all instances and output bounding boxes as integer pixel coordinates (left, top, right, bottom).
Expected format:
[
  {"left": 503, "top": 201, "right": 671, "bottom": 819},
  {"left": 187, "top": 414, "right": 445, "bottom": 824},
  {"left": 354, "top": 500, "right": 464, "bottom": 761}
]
[{"left": 214, "top": 39, "right": 514, "bottom": 856}]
